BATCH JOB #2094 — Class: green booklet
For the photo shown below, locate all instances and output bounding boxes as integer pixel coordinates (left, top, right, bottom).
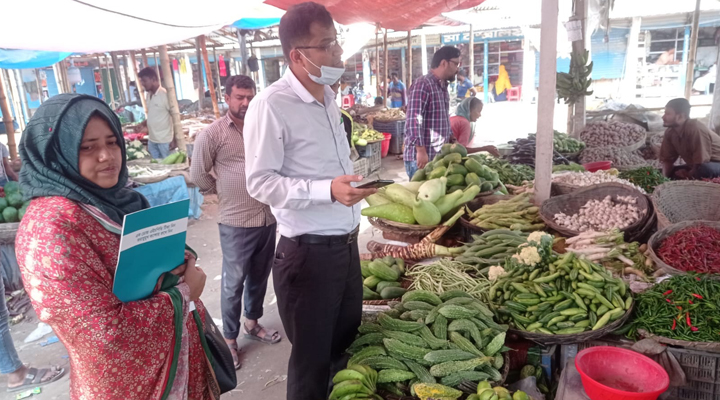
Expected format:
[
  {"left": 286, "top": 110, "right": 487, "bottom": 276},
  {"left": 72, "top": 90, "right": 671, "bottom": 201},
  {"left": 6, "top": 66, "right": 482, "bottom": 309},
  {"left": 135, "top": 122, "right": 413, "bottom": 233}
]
[{"left": 113, "top": 200, "right": 190, "bottom": 302}]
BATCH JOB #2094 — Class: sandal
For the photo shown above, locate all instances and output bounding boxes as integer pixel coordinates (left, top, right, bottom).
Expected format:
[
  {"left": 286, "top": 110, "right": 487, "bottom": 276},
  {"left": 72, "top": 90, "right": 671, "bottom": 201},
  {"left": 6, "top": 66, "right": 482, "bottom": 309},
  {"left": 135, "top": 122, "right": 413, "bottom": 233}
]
[
  {"left": 7, "top": 366, "right": 66, "bottom": 392},
  {"left": 243, "top": 323, "right": 282, "bottom": 345},
  {"left": 226, "top": 342, "right": 242, "bottom": 370}
]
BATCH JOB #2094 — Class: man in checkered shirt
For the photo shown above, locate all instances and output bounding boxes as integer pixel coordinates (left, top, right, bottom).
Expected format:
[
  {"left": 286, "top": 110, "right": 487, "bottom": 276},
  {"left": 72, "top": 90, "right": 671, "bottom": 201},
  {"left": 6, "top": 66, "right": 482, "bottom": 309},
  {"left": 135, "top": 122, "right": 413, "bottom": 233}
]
[{"left": 403, "top": 46, "right": 461, "bottom": 179}]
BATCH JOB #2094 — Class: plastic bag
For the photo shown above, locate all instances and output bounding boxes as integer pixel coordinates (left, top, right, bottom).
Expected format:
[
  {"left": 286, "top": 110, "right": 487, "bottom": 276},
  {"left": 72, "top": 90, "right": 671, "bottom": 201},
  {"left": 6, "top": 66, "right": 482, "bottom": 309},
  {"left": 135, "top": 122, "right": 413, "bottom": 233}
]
[{"left": 508, "top": 377, "right": 545, "bottom": 400}]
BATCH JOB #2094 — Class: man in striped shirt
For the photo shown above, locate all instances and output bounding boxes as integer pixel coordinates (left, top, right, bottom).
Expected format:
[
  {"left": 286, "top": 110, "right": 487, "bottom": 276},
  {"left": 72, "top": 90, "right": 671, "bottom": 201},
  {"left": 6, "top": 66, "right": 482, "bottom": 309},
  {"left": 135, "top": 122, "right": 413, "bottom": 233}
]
[
  {"left": 403, "top": 46, "right": 461, "bottom": 179},
  {"left": 190, "top": 75, "right": 281, "bottom": 371}
]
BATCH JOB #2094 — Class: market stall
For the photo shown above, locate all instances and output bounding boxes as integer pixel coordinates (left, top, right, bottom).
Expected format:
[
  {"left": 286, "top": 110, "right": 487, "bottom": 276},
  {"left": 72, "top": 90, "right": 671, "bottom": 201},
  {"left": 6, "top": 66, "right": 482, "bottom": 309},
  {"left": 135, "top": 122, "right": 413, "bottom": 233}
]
[{"left": 337, "top": 113, "right": 720, "bottom": 400}]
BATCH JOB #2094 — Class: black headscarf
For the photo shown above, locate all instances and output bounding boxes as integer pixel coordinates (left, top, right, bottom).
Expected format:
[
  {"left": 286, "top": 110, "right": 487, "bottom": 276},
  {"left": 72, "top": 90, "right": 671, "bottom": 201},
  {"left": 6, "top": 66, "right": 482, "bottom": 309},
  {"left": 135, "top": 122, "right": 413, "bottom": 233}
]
[{"left": 19, "top": 94, "right": 149, "bottom": 225}]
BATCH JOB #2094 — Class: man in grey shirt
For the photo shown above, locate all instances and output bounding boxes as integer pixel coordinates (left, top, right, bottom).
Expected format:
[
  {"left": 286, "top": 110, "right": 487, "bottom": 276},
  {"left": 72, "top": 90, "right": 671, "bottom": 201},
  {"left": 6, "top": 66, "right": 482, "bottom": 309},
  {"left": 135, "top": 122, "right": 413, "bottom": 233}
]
[{"left": 243, "top": 3, "right": 376, "bottom": 399}]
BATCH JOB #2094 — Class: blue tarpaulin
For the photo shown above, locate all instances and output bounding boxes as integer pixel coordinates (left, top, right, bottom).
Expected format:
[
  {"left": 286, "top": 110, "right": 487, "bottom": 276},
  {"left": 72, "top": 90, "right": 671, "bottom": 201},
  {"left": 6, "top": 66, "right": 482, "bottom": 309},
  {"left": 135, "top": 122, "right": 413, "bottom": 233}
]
[
  {"left": 231, "top": 18, "right": 281, "bottom": 29},
  {"left": 0, "top": 49, "right": 72, "bottom": 69},
  {"left": 133, "top": 176, "right": 204, "bottom": 220}
]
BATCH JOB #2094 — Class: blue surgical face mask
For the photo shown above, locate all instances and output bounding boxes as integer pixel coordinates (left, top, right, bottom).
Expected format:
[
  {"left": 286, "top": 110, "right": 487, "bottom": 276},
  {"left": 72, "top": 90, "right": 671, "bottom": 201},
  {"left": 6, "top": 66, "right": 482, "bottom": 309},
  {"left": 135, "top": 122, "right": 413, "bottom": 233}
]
[{"left": 299, "top": 51, "right": 345, "bottom": 86}]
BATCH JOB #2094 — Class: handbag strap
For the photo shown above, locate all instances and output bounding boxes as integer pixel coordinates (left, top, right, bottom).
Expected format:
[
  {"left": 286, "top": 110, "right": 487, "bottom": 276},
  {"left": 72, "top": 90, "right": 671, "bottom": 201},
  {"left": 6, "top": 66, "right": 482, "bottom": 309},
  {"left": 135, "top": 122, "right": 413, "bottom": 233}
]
[{"left": 192, "top": 309, "right": 216, "bottom": 366}]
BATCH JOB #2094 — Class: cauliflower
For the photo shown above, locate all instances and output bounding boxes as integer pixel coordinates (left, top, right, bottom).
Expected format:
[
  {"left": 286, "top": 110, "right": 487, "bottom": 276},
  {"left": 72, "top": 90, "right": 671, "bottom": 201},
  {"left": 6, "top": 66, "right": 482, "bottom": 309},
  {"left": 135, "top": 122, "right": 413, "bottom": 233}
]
[
  {"left": 488, "top": 265, "right": 507, "bottom": 281},
  {"left": 517, "top": 246, "right": 542, "bottom": 267},
  {"left": 527, "top": 231, "right": 552, "bottom": 244}
]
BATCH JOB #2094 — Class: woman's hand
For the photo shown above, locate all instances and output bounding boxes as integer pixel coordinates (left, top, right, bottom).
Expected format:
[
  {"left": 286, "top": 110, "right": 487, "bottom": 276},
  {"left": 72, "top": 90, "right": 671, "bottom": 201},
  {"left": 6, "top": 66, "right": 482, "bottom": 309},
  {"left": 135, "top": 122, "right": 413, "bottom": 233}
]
[
  {"left": 184, "top": 257, "right": 206, "bottom": 301},
  {"left": 169, "top": 251, "right": 196, "bottom": 277}
]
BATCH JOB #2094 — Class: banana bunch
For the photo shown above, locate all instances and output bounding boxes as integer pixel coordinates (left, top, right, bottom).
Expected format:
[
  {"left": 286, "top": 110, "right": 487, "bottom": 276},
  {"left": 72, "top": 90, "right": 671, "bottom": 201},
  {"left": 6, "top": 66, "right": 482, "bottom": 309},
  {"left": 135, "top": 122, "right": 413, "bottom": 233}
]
[
  {"left": 557, "top": 49, "right": 593, "bottom": 105},
  {"left": 329, "top": 365, "right": 382, "bottom": 400}
]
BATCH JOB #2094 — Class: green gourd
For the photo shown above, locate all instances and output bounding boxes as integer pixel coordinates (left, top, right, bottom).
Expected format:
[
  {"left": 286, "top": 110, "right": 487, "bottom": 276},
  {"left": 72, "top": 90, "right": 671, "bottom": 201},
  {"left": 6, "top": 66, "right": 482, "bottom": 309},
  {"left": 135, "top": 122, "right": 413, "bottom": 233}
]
[
  {"left": 384, "top": 184, "right": 417, "bottom": 208},
  {"left": 413, "top": 199, "right": 442, "bottom": 226},
  {"left": 361, "top": 203, "right": 416, "bottom": 224}
]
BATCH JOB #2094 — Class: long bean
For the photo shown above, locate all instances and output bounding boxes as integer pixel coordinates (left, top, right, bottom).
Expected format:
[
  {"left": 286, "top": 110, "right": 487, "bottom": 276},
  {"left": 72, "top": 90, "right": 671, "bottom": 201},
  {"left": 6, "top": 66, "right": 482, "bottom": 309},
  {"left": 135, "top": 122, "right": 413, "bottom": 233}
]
[
  {"left": 407, "top": 259, "right": 491, "bottom": 300},
  {"left": 629, "top": 274, "right": 720, "bottom": 342}
]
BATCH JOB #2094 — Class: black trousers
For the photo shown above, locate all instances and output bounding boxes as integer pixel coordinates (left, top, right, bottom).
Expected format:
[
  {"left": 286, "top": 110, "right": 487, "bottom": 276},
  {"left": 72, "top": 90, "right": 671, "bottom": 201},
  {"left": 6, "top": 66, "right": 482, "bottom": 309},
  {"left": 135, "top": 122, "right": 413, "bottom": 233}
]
[
  {"left": 672, "top": 162, "right": 720, "bottom": 179},
  {"left": 273, "top": 236, "right": 362, "bottom": 400}
]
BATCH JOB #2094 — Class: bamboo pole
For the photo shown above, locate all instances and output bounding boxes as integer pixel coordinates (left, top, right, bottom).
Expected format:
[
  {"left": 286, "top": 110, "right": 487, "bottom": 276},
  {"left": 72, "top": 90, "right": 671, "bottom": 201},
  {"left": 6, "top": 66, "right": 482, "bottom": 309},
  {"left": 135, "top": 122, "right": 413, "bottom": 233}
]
[
  {"left": 195, "top": 39, "right": 205, "bottom": 105},
  {"left": 103, "top": 56, "right": 116, "bottom": 108},
  {"left": 60, "top": 60, "right": 71, "bottom": 93},
  {"left": 129, "top": 51, "right": 148, "bottom": 114},
  {"left": 141, "top": 49, "right": 149, "bottom": 68},
  {"left": 375, "top": 24, "right": 380, "bottom": 98},
  {"left": 469, "top": 24, "right": 474, "bottom": 87},
  {"left": 407, "top": 31, "right": 413, "bottom": 87},
  {"left": 684, "top": 0, "right": 701, "bottom": 100},
  {"left": 154, "top": 52, "right": 160, "bottom": 78},
  {"left": 12, "top": 70, "right": 29, "bottom": 130},
  {"left": 34, "top": 69, "right": 43, "bottom": 104},
  {"left": 111, "top": 52, "right": 127, "bottom": 104},
  {"left": 570, "top": 0, "right": 588, "bottom": 137},
  {"left": 213, "top": 45, "right": 222, "bottom": 101},
  {"left": 383, "top": 28, "right": 389, "bottom": 102},
  {"left": 53, "top": 63, "right": 65, "bottom": 94},
  {"left": 199, "top": 36, "right": 220, "bottom": 118},
  {"left": 0, "top": 72, "right": 18, "bottom": 160},
  {"left": 121, "top": 54, "right": 132, "bottom": 102},
  {"left": 158, "top": 45, "right": 185, "bottom": 151}
]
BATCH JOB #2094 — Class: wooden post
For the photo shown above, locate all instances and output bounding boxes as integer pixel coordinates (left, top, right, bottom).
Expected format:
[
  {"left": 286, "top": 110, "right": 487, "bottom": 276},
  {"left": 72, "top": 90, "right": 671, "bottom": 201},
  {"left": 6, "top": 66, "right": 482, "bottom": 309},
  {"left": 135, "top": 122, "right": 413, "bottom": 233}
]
[
  {"left": 375, "top": 24, "right": 380, "bottom": 98},
  {"left": 129, "top": 51, "right": 148, "bottom": 114},
  {"left": 213, "top": 45, "right": 222, "bottom": 101},
  {"left": 711, "top": 44, "right": 720, "bottom": 133},
  {"left": 623, "top": 17, "right": 642, "bottom": 101},
  {"left": 154, "top": 52, "right": 160, "bottom": 77},
  {"left": 535, "top": 0, "right": 559, "bottom": 204},
  {"left": 383, "top": 28, "right": 389, "bottom": 101},
  {"left": 570, "top": 0, "right": 587, "bottom": 137},
  {"left": 195, "top": 39, "right": 205, "bottom": 105},
  {"left": 199, "top": 36, "right": 220, "bottom": 118},
  {"left": 421, "top": 30, "right": 428, "bottom": 75},
  {"left": 61, "top": 60, "right": 71, "bottom": 93},
  {"left": 141, "top": 49, "right": 149, "bottom": 68},
  {"left": 34, "top": 69, "right": 43, "bottom": 104},
  {"left": 121, "top": 54, "right": 132, "bottom": 102},
  {"left": 469, "top": 24, "right": 474, "bottom": 86},
  {"left": 158, "top": 45, "right": 186, "bottom": 151},
  {"left": 407, "top": 31, "right": 413, "bottom": 87},
  {"left": 0, "top": 72, "right": 17, "bottom": 160},
  {"left": 685, "top": 0, "right": 701, "bottom": 100},
  {"left": 236, "top": 29, "right": 248, "bottom": 75},
  {"left": 53, "top": 62, "right": 65, "bottom": 94},
  {"left": 111, "top": 52, "right": 127, "bottom": 103},
  {"left": 104, "top": 56, "right": 116, "bottom": 108},
  {"left": 12, "top": 70, "right": 29, "bottom": 129}
]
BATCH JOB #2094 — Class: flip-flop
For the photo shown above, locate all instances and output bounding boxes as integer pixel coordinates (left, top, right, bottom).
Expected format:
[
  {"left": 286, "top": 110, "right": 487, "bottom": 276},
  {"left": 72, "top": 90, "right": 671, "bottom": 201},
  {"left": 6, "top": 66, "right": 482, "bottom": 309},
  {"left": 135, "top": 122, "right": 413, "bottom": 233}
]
[
  {"left": 227, "top": 342, "right": 242, "bottom": 370},
  {"left": 7, "top": 366, "right": 66, "bottom": 392},
  {"left": 243, "top": 323, "right": 282, "bottom": 345}
]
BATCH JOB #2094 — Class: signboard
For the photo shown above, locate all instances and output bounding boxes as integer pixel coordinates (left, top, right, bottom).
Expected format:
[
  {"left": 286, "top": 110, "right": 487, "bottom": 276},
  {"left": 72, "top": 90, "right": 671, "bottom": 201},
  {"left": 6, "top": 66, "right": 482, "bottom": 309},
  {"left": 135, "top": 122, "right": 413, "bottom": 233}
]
[{"left": 441, "top": 29, "right": 523, "bottom": 45}]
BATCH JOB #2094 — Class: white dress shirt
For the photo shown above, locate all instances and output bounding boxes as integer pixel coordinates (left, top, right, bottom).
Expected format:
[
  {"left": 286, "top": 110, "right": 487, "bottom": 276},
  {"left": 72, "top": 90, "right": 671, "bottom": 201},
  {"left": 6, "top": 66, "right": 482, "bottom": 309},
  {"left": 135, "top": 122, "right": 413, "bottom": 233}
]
[
  {"left": 145, "top": 86, "right": 173, "bottom": 144},
  {"left": 244, "top": 68, "right": 360, "bottom": 238}
]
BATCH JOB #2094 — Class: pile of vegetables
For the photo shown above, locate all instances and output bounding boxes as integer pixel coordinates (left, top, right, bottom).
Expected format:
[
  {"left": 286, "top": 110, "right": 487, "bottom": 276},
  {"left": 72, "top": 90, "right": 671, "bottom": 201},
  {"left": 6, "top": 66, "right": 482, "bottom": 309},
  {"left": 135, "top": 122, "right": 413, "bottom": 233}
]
[
  {"left": 329, "top": 365, "right": 381, "bottom": 400},
  {"left": 550, "top": 131, "right": 585, "bottom": 154},
  {"left": 346, "top": 289, "right": 508, "bottom": 397},
  {"left": 126, "top": 139, "right": 150, "bottom": 160},
  {"left": 352, "top": 123, "right": 384, "bottom": 146},
  {"left": 411, "top": 144, "right": 507, "bottom": 195},
  {"left": 361, "top": 257, "right": 408, "bottom": 301},
  {"left": 579, "top": 121, "right": 646, "bottom": 148},
  {"left": 363, "top": 180, "right": 479, "bottom": 226},
  {"left": 618, "top": 167, "right": 669, "bottom": 193},
  {"left": 0, "top": 182, "right": 29, "bottom": 223},
  {"left": 466, "top": 193, "right": 544, "bottom": 232},
  {"left": 504, "top": 136, "right": 571, "bottom": 167},
  {"left": 407, "top": 259, "right": 493, "bottom": 300},
  {"left": 657, "top": 225, "right": 720, "bottom": 273},
  {"left": 552, "top": 163, "right": 585, "bottom": 173},
  {"left": 556, "top": 50, "right": 593, "bottom": 105},
  {"left": 454, "top": 230, "right": 530, "bottom": 274},
  {"left": 128, "top": 165, "right": 170, "bottom": 180},
  {"left": 564, "top": 229, "right": 653, "bottom": 279},
  {"left": 629, "top": 274, "right": 720, "bottom": 342},
  {"left": 553, "top": 195, "right": 643, "bottom": 232},
  {"left": 470, "top": 154, "right": 535, "bottom": 186},
  {"left": 552, "top": 170, "right": 645, "bottom": 193},
  {"left": 489, "top": 233, "right": 634, "bottom": 335},
  {"left": 410, "top": 382, "right": 529, "bottom": 400},
  {"left": 372, "top": 108, "right": 405, "bottom": 121},
  {"left": 579, "top": 147, "right": 649, "bottom": 169}
]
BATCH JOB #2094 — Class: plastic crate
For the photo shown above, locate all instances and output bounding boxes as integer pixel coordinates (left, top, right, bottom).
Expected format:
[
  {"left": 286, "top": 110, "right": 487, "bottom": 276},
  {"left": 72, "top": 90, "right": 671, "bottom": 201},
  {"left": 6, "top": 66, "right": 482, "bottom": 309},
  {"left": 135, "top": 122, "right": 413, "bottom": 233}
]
[
  {"left": 357, "top": 141, "right": 382, "bottom": 158},
  {"left": 373, "top": 120, "right": 406, "bottom": 155},
  {"left": 353, "top": 157, "right": 369, "bottom": 176},
  {"left": 666, "top": 347, "right": 720, "bottom": 400},
  {"left": 368, "top": 148, "right": 382, "bottom": 174}
]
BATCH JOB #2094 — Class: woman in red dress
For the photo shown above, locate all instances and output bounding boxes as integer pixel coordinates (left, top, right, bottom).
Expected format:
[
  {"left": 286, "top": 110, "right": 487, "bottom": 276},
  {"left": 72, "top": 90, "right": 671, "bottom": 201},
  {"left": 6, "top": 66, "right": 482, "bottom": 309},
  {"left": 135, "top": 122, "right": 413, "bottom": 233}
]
[{"left": 15, "top": 94, "right": 216, "bottom": 400}]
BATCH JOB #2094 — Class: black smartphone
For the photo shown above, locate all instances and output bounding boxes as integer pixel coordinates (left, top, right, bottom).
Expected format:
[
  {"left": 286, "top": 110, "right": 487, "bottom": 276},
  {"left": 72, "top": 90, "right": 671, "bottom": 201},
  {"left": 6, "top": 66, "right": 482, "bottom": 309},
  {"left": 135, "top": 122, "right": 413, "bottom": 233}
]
[{"left": 357, "top": 180, "right": 394, "bottom": 189}]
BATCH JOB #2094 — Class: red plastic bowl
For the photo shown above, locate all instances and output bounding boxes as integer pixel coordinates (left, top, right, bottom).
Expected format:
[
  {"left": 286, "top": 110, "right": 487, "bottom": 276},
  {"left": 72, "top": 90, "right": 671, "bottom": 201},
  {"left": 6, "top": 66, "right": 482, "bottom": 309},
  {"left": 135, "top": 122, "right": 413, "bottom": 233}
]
[
  {"left": 583, "top": 161, "right": 612, "bottom": 173},
  {"left": 576, "top": 347, "right": 669, "bottom": 400}
]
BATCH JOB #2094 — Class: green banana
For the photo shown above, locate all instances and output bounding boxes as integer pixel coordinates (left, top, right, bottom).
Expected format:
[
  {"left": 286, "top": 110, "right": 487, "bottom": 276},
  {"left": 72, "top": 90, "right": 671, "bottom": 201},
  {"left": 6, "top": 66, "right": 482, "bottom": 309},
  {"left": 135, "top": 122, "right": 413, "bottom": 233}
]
[{"left": 330, "top": 380, "right": 369, "bottom": 400}]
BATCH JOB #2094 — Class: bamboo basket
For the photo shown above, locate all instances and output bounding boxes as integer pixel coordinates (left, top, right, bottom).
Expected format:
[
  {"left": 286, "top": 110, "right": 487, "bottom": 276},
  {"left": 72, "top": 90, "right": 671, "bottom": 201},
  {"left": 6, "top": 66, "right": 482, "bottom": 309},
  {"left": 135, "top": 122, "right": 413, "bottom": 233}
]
[
  {"left": 624, "top": 195, "right": 657, "bottom": 243},
  {"left": 647, "top": 220, "right": 720, "bottom": 276},
  {"left": 637, "top": 329, "right": 720, "bottom": 353},
  {"left": 652, "top": 181, "right": 720, "bottom": 230},
  {"left": 507, "top": 303, "right": 634, "bottom": 346},
  {"left": 367, "top": 217, "right": 436, "bottom": 243},
  {"left": 539, "top": 183, "right": 649, "bottom": 237}
]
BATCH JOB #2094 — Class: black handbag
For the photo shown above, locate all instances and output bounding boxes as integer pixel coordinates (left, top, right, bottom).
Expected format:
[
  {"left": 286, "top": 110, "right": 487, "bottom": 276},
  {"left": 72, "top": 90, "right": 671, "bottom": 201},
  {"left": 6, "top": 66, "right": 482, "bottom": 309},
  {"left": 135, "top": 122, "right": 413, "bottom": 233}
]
[{"left": 194, "top": 310, "right": 237, "bottom": 393}]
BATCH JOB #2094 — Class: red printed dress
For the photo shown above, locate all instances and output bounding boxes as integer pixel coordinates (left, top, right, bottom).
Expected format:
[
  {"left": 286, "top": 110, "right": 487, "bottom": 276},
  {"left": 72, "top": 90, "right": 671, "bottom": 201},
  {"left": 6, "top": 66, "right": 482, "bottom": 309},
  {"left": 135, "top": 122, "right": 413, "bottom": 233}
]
[{"left": 15, "top": 196, "right": 216, "bottom": 400}]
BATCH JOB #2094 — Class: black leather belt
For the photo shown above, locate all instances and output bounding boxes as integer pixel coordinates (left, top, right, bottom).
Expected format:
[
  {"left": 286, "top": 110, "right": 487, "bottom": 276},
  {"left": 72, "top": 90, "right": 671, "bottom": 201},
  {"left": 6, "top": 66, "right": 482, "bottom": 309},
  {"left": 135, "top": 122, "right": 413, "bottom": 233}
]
[{"left": 290, "top": 226, "right": 359, "bottom": 245}]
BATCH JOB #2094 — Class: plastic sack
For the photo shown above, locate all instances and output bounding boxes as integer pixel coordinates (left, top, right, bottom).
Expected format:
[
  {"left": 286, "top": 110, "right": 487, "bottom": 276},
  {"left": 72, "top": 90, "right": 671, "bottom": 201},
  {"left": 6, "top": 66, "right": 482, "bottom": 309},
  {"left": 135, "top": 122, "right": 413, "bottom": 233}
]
[
  {"left": 133, "top": 176, "right": 203, "bottom": 220},
  {"left": 508, "top": 377, "right": 545, "bottom": 400}
]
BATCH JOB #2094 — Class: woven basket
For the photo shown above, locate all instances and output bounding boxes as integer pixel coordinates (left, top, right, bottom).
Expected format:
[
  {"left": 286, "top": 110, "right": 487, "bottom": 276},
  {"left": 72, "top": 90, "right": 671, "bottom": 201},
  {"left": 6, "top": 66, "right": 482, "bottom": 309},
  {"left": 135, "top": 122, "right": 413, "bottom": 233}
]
[
  {"left": 0, "top": 223, "right": 20, "bottom": 244},
  {"left": 539, "top": 183, "right": 649, "bottom": 237},
  {"left": 551, "top": 181, "right": 580, "bottom": 196},
  {"left": 652, "top": 181, "right": 720, "bottom": 230},
  {"left": 367, "top": 217, "right": 436, "bottom": 237},
  {"left": 508, "top": 303, "right": 634, "bottom": 346},
  {"left": 637, "top": 329, "right": 720, "bottom": 353},
  {"left": 459, "top": 195, "right": 517, "bottom": 236},
  {"left": 618, "top": 131, "right": 648, "bottom": 152},
  {"left": 647, "top": 220, "right": 720, "bottom": 276},
  {"left": 624, "top": 196, "right": 657, "bottom": 243}
]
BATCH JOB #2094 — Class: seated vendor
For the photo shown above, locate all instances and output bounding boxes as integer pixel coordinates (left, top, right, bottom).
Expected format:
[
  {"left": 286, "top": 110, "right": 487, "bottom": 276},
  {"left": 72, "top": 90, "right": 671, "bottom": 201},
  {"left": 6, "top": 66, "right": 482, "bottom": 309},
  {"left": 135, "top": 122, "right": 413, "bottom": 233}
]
[
  {"left": 660, "top": 98, "right": 720, "bottom": 180},
  {"left": 450, "top": 97, "right": 500, "bottom": 157}
]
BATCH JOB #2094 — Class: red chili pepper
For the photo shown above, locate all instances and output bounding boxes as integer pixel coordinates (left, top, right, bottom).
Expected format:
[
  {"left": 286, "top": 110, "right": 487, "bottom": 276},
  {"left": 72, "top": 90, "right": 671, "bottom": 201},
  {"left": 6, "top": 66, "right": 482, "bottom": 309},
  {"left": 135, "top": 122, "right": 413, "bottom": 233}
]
[
  {"left": 686, "top": 312, "right": 692, "bottom": 327},
  {"left": 672, "top": 319, "right": 677, "bottom": 330},
  {"left": 691, "top": 327, "right": 699, "bottom": 332},
  {"left": 666, "top": 299, "right": 672, "bottom": 303},
  {"left": 663, "top": 290, "right": 673, "bottom": 296},
  {"left": 692, "top": 293, "right": 703, "bottom": 299},
  {"left": 677, "top": 306, "right": 683, "bottom": 311},
  {"left": 689, "top": 300, "right": 694, "bottom": 304}
]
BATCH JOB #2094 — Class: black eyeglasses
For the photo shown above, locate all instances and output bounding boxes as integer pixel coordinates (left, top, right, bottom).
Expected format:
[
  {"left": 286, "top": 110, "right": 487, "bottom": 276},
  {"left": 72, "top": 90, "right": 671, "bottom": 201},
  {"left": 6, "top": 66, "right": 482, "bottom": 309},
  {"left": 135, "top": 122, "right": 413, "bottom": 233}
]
[
  {"left": 448, "top": 60, "right": 461, "bottom": 67},
  {"left": 295, "top": 38, "right": 342, "bottom": 53}
]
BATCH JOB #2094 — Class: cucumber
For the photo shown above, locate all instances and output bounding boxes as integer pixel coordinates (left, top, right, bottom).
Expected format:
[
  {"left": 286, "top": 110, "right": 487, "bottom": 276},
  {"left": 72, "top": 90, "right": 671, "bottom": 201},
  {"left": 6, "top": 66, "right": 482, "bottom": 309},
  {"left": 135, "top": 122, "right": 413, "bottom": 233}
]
[
  {"left": 376, "top": 281, "right": 402, "bottom": 293},
  {"left": 363, "top": 285, "right": 381, "bottom": 300},
  {"left": 381, "top": 286, "right": 407, "bottom": 300}
]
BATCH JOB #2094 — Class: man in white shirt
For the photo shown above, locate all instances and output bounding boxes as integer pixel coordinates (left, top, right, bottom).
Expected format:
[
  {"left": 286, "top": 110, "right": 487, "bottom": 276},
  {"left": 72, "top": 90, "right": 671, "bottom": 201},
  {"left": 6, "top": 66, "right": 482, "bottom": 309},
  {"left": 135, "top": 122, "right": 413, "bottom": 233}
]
[
  {"left": 243, "top": 3, "right": 376, "bottom": 399},
  {"left": 138, "top": 67, "right": 174, "bottom": 159}
]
